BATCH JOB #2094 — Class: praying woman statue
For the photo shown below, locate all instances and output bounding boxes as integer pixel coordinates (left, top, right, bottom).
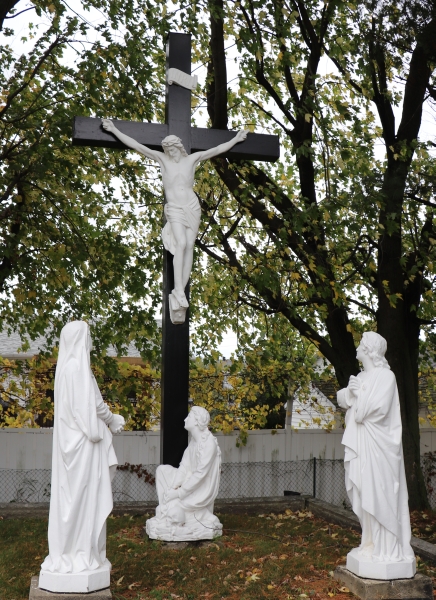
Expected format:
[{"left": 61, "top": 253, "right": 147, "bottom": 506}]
[
  {"left": 39, "top": 321, "right": 125, "bottom": 593},
  {"left": 337, "top": 331, "right": 415, "bottom": 580},
  {"left": 145, "top": 406, "right": 222, "bottom": 541},
  {"left": 101, "top": 118, "right": 247, "bottom": 322}
]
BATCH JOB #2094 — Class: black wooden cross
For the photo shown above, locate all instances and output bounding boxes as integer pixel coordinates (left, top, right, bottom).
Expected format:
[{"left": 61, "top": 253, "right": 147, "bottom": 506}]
[{"left": 72, "top": 32, "right": 280, "bottom": 468}]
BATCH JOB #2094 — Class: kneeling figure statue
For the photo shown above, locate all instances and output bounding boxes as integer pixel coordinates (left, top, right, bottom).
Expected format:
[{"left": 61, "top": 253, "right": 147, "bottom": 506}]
[
  {"left": 146, "top": 406, "right": 223, "bottom": 541},
  {"left": 337, "top": 332, "right": 415, "bottom": 580}
]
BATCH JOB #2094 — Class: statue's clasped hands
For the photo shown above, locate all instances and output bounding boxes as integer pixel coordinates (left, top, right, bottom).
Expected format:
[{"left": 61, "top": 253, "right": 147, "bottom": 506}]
[
  {"left": 163, "top": 487, "right": 180, "bottom": 503},
  {"left": 348, "top": 375, "right": 362, "bottom": 397}
]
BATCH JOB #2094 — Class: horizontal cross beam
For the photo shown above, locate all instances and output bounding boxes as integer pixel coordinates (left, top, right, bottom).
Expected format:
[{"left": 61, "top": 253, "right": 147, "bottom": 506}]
[{"left": 72, "top": 117, "right": 280, "bottom": 162}]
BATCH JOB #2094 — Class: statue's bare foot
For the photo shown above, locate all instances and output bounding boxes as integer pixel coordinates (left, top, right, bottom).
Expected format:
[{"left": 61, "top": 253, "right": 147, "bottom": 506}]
[{"left": 172, "top": 289, "right": 189, "bottom": 308}]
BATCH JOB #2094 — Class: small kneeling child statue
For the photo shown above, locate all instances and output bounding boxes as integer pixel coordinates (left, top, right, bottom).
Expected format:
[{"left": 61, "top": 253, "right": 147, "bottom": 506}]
[{"left": 146, "top": 406, "right": 223, "bottom": 541}]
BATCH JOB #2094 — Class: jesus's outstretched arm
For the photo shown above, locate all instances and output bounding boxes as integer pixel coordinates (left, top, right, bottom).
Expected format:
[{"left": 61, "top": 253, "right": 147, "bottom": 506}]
[
  {"left": 191, "top": 130, "right": 249, "bottom": 164},
  {"left": 101, "top": 119, "right": 164, "bottom": 166}
]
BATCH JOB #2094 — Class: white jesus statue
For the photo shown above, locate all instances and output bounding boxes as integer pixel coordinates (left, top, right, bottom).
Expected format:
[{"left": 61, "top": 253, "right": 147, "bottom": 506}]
[
  {"left": 337, "top": 331, "right": 415, "bottom": 580},
  {"left": 101, "top": 119, "right": 247, "bottom": 322}
]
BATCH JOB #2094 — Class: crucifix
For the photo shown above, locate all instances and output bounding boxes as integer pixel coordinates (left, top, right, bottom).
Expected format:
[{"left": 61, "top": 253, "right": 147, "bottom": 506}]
[{"left": 72, "top": 32, "right": 279, "bottom": 468}]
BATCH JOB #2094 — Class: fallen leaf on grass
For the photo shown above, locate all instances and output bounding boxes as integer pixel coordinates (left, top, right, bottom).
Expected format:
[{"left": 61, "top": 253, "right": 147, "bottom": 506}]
[
  {"left": 339, "top": 587, "right": 350, "bottom": 593},
  {"left": 247, "top": 573, "right": 260, "bottom": 581},
  {"left": 209, "top": 543, "right": 220, "bottom": 550},
  {"left": 331, "top": 533, "right": 338, "bottom": 538},
  {"left": 275, "top": 522, "right": 284, "bottom": 528},
  {"left": 7, "top": 577, "right": 16, "bottom": 583},
  {"left": 116, "top": 576, "right": 124, "bottom": 586},
  {"left": 279, "top": 554, "right": 288, "bottom": 560},
  {"left": 328, "top": 593, "right": 335, "bottom": 597},
  {"left": 128, "top": 582, "right": 140, "bottom": 590}
]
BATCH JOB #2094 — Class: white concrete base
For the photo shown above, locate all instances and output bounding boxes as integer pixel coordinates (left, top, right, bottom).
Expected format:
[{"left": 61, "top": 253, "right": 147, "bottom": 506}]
[
  {"left": 145, "top": 516, "right": 223, "bottom": 542},
  {"left": 346, "top": 548, "right": 416, "bottom": 580},
  {"left": 39, "top": 561, "right": 111, "bottom": 593}
]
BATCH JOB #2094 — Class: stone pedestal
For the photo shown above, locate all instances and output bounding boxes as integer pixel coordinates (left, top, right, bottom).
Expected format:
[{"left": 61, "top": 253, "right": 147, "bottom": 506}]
[
  {"left": 29, "top": 576, "right": 111, "bottom": 599},
  {"left": 39, "top": 562, "right": 110, "bottom": 594},
  {"left": 334, "top": 565, "right": 432, "bottom": 600},
  {"left": 346, "top": 547, "right": 416, "bottom": 579},
  {"left": 145, "top": 515, "right": 223, "bottom": 542}
]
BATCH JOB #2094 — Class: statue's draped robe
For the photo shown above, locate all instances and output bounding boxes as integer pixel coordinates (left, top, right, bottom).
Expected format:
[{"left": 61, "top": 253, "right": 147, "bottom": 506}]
[
  {"left": 156, "top": 429, "right": 221, "bottom": 526},
  {"left": 41, "top": 322, "right": 117, "bottom": 574},
  {"left": 338, "top": 367, "right": 413, "bottom": 562}
]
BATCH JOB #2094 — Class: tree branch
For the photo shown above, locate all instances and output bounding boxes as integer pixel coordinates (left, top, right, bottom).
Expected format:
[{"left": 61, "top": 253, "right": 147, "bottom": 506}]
[{"left": 0, "top": 34, "right": 66, "bottom": 118}]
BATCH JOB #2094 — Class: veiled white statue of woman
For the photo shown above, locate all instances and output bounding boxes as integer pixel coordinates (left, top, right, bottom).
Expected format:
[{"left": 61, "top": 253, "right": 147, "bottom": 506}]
[
  {"left": 40, "top": 321, "right": 125, "bottom": 593},
  {"left": 337, "top": 331, "right": 415, "bottom": 579}
]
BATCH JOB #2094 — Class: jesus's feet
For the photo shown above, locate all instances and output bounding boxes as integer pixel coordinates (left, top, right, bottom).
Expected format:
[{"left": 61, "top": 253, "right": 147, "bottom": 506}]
[{"left": 172, "top": 289, "right": 189, "bottom": 308}]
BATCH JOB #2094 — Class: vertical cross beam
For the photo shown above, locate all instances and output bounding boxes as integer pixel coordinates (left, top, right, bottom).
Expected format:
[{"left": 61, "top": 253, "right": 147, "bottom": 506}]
[{"left": 160, "top": 33, "right": 191, "bottom": 466}]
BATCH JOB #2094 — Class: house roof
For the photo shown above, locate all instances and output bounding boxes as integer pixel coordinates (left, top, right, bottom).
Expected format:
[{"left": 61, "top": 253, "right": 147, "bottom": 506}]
[{"left": 0, "top": 329, "right": 142, "bottom": 360}]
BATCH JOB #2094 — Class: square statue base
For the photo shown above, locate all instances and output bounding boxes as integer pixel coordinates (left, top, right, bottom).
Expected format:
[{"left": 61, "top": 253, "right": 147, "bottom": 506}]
[
  {"left": 39, "top": 562, "right": 111, "bottom": 594},
  {"left": 334, "top": 566, "right": 432, "bottom": 600},
  {"left": 29, "top": 577, "right": 111, "bottom": 599},
  {"left": 346, "top": 547, "right": 416, "bottom": 579}
]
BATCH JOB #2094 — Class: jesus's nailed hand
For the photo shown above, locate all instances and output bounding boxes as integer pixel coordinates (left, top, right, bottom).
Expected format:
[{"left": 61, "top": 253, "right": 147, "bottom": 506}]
[{"left": 101, "top": 118, "right": 116, "bottom": 134}]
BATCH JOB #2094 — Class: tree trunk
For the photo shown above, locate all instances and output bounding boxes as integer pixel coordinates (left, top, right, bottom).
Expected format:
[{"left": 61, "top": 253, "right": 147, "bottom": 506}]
[
  {"left": 378, "top": 300, "right": 427, "bottom": 509},
  {"left": 377, "top": 160, "right": 429, "bottom": 509}
]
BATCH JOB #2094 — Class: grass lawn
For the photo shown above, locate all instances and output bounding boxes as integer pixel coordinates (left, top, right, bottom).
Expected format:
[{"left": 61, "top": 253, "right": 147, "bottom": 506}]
[{"left": 1, "top": 509, "right": 435, "bottom": 600}]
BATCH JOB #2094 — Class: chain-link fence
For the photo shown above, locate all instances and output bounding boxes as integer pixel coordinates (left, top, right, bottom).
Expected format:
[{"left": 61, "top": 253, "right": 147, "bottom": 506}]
[
  {"left": 420, "top": 454, "right": 436, "bottom": 509},
  {"left": 0, "top": 457, "right": 434, "bottom": 508}
]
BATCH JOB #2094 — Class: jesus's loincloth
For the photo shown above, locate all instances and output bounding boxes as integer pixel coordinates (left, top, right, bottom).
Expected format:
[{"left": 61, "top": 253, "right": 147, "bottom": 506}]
[{"left": 162, "top": 196, "right": 201, "bottom": 256}]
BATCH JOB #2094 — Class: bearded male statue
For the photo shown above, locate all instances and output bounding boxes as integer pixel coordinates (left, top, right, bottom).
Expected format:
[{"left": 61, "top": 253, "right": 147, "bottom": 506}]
[
  {"left": 337, "top": 331, "right": 415, "bottom": 580},
  {"left": 101, "top": 119, "right": 247, "bottom": 323}
]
